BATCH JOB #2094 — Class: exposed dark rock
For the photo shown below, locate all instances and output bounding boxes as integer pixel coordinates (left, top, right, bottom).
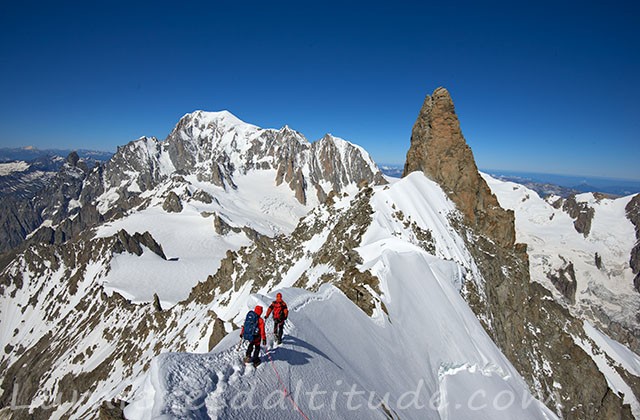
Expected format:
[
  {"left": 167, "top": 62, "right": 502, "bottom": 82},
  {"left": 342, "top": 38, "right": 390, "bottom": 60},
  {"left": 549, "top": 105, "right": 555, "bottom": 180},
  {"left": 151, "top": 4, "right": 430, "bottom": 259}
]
[
  {"left": 0, "top": 233, "right": 183, "bottom": 418},
  {"left": 595, "top": 252, "right": 603, "bottom": 270},
  {"left": 166, "top": 111, "right": 385, "bottom": 204},
  {"left": 66, "top": 151, "right": 80, "bottom": 166},
  {"left": 213, "top": 213, "right": 240, "bottom": 235},
  {"left": 208, "top": 317, "right": 226, "bottom": 351},
  {"left": 551, "top": 197, "right": 564, "bottom": 209},
  {"left": 98, "top": 399, "right": 127, "bottom": 419},
  {"left": 562, "top": 195, "right": 595, "bottom": 237},
  {"left": 192, "top": 189, "right": 215, "bottom": 204},
  {"left": 0, "top": 198, "right": 41, "bottom": 253},
  {"left": 153, "top": 293, "right": 163, "bottom": 312},
  {"left": 190, "top": 186, "right": 384, "bottom": 319},
  {"left": 547, "top": 261, "right": 578, "bottom": 303},
  {"left": 403, "top": 87, "right": 515, "bottom": 249},
  {"left": 162, "top": 191, "right": 183, "bottom": 213},
  {"left": 241, "top": 226, "right": 264, "bottom": 242},
  {"left": 112, "top": 230, "right": 166, "bottom": 260},
  {"left": 589, "top": 305, "right": 640, "bottom": 355}
]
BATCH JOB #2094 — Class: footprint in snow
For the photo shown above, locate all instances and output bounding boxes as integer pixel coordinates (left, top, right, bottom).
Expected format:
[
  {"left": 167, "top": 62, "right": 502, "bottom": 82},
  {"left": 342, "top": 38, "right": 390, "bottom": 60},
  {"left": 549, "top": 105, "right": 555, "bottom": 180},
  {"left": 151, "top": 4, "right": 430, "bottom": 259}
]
[{"left": 229, "top": 363, "right": 243, "bottom": 385}]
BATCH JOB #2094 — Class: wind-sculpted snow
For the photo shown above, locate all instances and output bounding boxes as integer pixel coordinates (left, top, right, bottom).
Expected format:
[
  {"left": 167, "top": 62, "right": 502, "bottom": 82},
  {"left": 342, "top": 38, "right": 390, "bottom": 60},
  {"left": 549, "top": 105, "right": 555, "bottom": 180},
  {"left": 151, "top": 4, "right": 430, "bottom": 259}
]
[{"left": 126, "top": 283, "right": 556, "bottom": 420}]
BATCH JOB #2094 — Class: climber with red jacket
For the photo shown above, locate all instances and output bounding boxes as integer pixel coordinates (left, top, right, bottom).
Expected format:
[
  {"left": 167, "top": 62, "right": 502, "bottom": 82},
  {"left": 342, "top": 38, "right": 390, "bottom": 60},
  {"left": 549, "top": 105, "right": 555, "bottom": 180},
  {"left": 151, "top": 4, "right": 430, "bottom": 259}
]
[
  {"left": 265, "top": 293, "right": 289, "bottom": 344},
  {"left": 240, "top": 305, "right": 267, "bottom": 366}
]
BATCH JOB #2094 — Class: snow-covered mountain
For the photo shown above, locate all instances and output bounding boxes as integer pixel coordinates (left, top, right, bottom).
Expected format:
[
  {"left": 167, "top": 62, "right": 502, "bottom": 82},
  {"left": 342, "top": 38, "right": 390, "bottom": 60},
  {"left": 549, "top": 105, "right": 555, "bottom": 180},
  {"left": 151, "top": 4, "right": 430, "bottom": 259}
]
[
  {"left": 0, "top": 90, "right": 638, "bottom": 420},
  {"left": 484, "top": 174, "right": 640, "bottom": 354}
]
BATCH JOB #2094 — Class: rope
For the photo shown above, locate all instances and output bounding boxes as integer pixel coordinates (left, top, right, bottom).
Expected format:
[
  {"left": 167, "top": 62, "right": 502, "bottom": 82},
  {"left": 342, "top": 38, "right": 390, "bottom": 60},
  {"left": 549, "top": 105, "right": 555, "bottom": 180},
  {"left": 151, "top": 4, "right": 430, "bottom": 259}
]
[{"left": 264, "top": 346, "right": 311, "bottom": 420}]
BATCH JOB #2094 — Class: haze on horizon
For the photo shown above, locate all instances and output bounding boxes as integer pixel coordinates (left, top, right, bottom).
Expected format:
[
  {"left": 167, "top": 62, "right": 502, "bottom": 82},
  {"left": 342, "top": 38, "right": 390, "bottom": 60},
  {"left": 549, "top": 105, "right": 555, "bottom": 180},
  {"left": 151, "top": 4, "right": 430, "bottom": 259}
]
[{"left": 0, "top": 0, "right": 638, "bottom": 180}]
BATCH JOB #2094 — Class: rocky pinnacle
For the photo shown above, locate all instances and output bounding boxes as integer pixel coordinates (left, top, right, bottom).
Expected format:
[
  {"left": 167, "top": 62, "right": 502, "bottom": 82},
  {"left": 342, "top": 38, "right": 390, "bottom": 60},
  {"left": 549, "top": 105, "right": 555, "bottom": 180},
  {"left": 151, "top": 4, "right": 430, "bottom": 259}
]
[{"left": 403, "top": 87, "right": 515, "bottom": 248}]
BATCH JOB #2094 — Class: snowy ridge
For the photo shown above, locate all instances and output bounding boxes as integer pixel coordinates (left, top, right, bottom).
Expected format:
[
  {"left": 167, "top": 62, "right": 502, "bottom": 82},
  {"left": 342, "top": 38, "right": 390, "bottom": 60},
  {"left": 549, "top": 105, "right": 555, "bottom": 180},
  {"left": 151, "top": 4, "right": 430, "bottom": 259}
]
[{"left": 124, "top": 173, "right": 557, "bottom": 419}]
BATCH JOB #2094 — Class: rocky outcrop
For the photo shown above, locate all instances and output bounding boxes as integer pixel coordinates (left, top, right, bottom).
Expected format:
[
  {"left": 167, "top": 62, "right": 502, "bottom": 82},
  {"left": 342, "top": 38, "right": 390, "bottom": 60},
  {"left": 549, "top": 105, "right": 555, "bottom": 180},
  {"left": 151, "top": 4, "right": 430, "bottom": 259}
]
[
  {"left": 0, "top": 233, "right": 208, "bottom": 419},
  {"left": 112, "top": 230, "right": 166, "bottom": 260},
  {"left": 212, "top": 213, "right": 240, "bottom": 235},
  {"left": 98, "top": 400, "right": 127, "bottom": 419},
  {"left": 1, "top": 112, "right": 385, "bottom": 259},
  {"left": 626, "top": 194, "right": 640, "bottom": 292},
  {"left": 405, "top": 87, "right": 632, "bottom": 418},
  {"left": 403, "top": 87, "right": 515, "bottom": 248},
  {"left": 162, "top": 191, "right": 183, "bottom": 213},
  {"left": 208, "top": 318, "right": 226, "bottom": 351},
  {"left": 562, "top": 195, "right": 595, "bottom": 237},
  {"left": 0, "top": 155, "right": 65, "bottom": 200},
  {"left": 547, "top": 261, "right": 578, "bottom": 303},
  {"left": 192, "top": 189, "right": 215, "bottom": 204}
]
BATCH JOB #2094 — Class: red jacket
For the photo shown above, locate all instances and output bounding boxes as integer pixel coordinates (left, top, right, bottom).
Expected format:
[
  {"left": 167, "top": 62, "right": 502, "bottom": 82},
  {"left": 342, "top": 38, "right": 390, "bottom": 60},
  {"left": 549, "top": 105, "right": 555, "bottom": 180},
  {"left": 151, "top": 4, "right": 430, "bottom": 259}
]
[
  {"left": 266, "top": 298, "right": 288, "bottom": 321},
  {"left": 240, "top": 305, "right": 267, "bottom": 344}
]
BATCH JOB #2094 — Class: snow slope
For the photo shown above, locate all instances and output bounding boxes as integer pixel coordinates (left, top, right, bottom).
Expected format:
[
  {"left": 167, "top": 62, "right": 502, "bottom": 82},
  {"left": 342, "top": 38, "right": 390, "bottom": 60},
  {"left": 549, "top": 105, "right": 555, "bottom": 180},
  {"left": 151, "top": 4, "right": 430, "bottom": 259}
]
[
  {"left": 126, "top": 284, "right": 556, "bottom": 419},
  {"left": 95, "top": 169, "right": 309, "bottom": 307},
  {"left": 125, "top": 173, "right": 557, "bottom": 419}
]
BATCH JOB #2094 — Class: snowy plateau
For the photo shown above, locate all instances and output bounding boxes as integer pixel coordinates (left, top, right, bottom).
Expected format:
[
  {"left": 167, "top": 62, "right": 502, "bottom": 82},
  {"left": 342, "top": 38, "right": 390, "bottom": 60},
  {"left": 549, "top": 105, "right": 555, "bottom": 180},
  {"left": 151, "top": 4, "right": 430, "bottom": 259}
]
[{"left": 0, "top": 99, "right": 639, "bottom": 420}]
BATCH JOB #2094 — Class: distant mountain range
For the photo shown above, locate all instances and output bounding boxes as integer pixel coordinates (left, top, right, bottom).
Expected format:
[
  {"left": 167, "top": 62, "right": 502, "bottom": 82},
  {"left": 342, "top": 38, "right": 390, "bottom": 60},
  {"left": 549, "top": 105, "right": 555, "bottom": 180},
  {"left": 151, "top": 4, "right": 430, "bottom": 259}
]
[
  {"left": 483, "top": 169, "right": 640, "bottom": 197},
  {"left": 0, "top": 148, "right": 111, "bottom": 200},
  {"left": 0, "top": 146, "right": 113, "bottom": 163},
  {"left": 379, "top": 164, "right": 640, "bottom": 198}
]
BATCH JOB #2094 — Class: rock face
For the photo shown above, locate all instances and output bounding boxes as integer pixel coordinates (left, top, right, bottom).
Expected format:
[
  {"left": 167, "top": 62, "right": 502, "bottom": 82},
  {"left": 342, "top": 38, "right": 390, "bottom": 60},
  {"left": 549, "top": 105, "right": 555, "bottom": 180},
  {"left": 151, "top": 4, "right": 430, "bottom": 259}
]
[
  {"left": 562, "top": 195, "right": 595, "bottom": 237},
  {"left": 547, "top": 261, "right": 578, "bottom": 303},
  {"left": 626, "top": 194, "right": 640, "bottom": 292},
  {"left": 0, "top": 152, "right": 92, "bottom": 254},
  {"left": 403, "top": 87, "right": 633, "bottom": 418},
  {"left": 403, "top": 87, "right": 515, "bottom": 248},
  {"left": 112, "top": 230, "right": 166, "bottom": 260},
  {"left": 162, "top": 191, "right": 183, "bottom": 213}
]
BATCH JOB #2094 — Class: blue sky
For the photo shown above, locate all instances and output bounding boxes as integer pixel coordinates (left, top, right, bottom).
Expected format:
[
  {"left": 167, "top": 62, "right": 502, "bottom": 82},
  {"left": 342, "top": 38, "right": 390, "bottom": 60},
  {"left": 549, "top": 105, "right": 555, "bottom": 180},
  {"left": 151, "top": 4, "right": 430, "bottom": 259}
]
[{"left": 1, "top": 0, "right": 638, "bottom": 179}]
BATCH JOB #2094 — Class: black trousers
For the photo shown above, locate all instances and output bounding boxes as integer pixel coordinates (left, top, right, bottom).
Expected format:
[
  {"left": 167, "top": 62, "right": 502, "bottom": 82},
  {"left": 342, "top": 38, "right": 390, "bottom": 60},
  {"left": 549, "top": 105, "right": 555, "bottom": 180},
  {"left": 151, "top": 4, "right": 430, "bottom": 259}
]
[
  {"left": 245, "top": 340, "right": 261, "bottom": 362},
  {"left": 273, "top": 319, "right": 285, "bottom": 340}
]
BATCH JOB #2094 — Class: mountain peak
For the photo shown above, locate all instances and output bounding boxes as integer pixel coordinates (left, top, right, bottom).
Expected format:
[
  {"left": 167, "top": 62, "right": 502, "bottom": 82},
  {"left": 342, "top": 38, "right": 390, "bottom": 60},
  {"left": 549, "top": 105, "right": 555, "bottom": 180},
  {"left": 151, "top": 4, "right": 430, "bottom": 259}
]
[
  {"left": 432, "top": 86, "right": 452, "bottom": 99},
  {"left": 179, "top": 110, "right": 255, "bottom": 131},
  {"left": 403, "top": 87, "right": 515, "bottom": 247}
]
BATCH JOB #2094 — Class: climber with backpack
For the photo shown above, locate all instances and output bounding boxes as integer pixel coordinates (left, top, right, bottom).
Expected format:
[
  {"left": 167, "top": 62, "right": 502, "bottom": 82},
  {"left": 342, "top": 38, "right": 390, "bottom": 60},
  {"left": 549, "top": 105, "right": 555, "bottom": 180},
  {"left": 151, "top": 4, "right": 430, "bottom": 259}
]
[
  {"left": 240, "top": 305, "right": 267, "bottom": 367},
  {"left": 265, "top": 292, "right": 289, "bottom": 345}
]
